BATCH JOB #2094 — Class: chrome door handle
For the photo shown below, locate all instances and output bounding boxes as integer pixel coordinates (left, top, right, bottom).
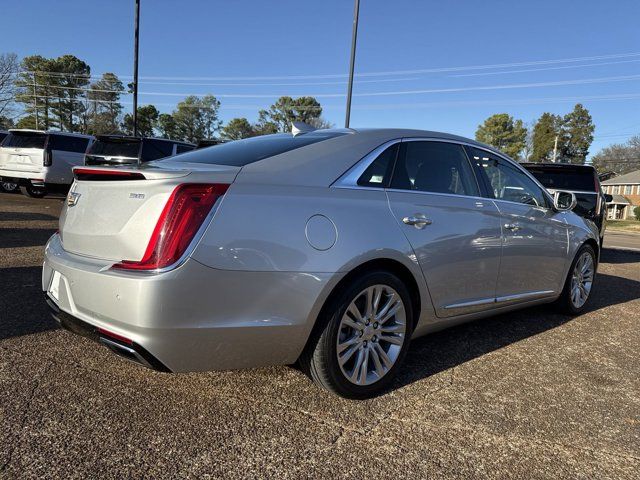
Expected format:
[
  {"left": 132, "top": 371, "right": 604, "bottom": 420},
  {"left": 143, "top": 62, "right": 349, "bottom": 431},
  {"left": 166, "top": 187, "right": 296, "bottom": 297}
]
[
  {"left": 504, "top": 223, "right": 521, "bottom": 232},
  {"left": 403, "top": 215, "right": 432, "bottom": 229}
]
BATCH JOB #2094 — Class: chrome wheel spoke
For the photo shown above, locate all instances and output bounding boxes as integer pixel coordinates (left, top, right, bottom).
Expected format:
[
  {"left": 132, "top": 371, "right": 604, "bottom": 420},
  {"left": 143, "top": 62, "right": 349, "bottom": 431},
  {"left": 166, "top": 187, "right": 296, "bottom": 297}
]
[{"left": 337, "top": 284, "right": 406, "bottom": 386}]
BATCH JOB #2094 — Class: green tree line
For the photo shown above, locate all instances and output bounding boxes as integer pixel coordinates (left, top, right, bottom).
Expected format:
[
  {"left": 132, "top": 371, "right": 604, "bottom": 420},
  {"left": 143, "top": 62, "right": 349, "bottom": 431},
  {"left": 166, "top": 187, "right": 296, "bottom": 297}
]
[
  {"left": 1, "top": 53, "right": 331, "bottom": 143},
  {"left": 475, "top": 104, "right": 596, "bottom": 165}
]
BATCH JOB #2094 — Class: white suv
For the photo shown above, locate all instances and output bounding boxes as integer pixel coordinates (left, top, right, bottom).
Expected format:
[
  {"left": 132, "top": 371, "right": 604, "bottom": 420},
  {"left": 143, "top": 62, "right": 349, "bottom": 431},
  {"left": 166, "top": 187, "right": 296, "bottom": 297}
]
[{"left": 0, "top": 129, "right": 94, "bottom": 198}]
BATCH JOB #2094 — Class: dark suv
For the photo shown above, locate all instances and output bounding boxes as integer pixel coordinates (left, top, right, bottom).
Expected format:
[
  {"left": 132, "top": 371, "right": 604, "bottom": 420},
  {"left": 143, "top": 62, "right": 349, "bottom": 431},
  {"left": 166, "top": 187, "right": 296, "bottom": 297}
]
[
  {"left": 84, "top": 136, "right": 195, "bottom": 166},
  {"left": 522, "top": 163, "right": 608, "bottom": 242}
]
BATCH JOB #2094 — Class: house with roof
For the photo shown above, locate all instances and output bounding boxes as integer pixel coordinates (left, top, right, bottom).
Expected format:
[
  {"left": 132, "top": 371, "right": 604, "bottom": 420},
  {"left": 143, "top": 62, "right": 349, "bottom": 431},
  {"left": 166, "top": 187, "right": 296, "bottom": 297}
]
[{"left": 602, "top": 169, "right": 640, "bottom": 220}]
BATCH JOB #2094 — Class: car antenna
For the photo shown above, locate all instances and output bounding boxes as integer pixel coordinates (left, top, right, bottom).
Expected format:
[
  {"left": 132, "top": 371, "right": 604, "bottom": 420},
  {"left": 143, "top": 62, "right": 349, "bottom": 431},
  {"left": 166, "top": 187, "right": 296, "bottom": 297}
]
[{"left": 291, "top": 122, "right": 316, "bottom": 137}]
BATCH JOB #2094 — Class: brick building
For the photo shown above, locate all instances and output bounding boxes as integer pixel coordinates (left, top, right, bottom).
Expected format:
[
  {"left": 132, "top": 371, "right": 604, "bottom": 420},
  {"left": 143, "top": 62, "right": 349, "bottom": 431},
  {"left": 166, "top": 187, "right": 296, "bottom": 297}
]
[{"left": 602, "top": 169, "right": 640, "bottom": 220}]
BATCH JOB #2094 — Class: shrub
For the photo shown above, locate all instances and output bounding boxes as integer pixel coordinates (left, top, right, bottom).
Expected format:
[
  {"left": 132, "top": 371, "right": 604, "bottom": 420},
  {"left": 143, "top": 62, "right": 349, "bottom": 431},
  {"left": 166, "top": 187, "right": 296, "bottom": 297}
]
[{"left": 634, "top": 206, "right": 640, "bottom": 221}]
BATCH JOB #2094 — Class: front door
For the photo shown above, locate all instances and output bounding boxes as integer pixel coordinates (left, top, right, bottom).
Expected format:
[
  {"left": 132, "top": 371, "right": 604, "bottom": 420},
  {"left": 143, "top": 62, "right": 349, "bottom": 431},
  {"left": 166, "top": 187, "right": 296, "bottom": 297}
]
[
  {"left": 386, "top": 140, "right": 503, "bottom": 317},
  {"left": 468, "top": 147, "right": 569, "bottom": 302}
]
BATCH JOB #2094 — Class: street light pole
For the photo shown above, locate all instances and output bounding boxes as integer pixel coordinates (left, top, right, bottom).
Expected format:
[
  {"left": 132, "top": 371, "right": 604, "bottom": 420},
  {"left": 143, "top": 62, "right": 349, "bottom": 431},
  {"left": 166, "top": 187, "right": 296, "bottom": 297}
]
[
  {"left": 132, "top": 0, "right": 140, "bottom": 139},
  {"left": 344, "top": 0, "right": 360, "bottom": 128}
]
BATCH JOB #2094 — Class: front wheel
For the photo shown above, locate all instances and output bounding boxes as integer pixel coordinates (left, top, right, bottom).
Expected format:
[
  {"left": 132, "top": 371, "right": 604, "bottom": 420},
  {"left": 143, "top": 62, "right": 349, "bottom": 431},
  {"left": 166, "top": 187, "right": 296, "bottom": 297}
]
[
  {"left": 20, "top": 184, "right": 47, "bottom": 198},
  {"left": 556, "top": 244, "right": 597, "bottom": 315},
  {"left": 300, "top": 271, "right": 413, "bottom": 399}
]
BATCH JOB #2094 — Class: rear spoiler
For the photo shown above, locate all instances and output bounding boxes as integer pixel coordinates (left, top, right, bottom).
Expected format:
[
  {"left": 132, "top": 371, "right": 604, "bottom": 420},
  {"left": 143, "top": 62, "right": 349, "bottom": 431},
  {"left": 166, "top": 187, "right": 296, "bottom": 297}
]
[{"left": 73, "top": 167, "right": 145, "bottom": 181}]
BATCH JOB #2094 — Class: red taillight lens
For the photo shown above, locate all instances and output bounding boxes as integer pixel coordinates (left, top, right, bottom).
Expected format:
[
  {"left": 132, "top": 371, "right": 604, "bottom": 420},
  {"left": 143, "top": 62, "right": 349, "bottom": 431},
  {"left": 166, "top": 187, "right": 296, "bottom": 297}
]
[
  {"left": 74, "top": 168, "right": 146, "bottom": 181},
  {"left": 112, "top": 183, "right": 229, "bottom": 271}
]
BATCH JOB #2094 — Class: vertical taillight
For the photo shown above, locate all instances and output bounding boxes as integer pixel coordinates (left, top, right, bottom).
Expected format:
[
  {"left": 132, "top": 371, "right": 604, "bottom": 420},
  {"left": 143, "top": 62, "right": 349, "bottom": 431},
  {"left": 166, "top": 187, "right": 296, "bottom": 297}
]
[{"left": 112, "top": 183, "right": 229, "bottom": 271}]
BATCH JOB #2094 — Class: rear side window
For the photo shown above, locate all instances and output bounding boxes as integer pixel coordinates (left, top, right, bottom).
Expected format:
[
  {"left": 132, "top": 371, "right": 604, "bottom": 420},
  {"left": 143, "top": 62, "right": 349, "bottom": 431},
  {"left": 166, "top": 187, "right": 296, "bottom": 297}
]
[
  {"left": 390, "top": 141, "right": 479, "bottom": 196},
  {"left": 49, "top": 135, "right": 90, "bottom": 153},
  {"left": 2, "top": 132, "right": 47, "bottom": 149},
  {"left": 141, "top": 139, "right": 174, "bottom": 161},
  {"left": 162, "top": 131, "right": 348, "bottom": 166},
  {"left": 525, "top": 167, "right": 596, "bottom": 192},
  {"left": 176, "top": 144, "right": 195, "bottom": 154},
  {"left": 357, "top": 143, "right": 399, "bottom": 187}
]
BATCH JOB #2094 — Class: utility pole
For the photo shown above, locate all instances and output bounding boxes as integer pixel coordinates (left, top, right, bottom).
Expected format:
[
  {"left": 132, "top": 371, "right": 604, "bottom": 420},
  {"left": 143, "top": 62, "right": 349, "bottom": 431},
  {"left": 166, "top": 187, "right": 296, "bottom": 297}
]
[
  {"left": 132, "top": 0, "right": 140, "bottom": 139},
  {"left": 344, "top": 0, "right": 360, "bottom": 128},
  {"left": 33, "top": 73, "right": 39, "bottom": 130},
  {"left": 552, "top": 135, "right": 558, "bottom": 163}
]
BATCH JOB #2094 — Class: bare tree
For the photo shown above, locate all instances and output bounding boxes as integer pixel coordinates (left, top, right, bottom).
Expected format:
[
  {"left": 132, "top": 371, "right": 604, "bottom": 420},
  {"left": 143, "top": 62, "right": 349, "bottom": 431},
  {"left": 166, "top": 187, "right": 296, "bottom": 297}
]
[{"left": 0, "top": 53, "right": 18, "bottom": 119}]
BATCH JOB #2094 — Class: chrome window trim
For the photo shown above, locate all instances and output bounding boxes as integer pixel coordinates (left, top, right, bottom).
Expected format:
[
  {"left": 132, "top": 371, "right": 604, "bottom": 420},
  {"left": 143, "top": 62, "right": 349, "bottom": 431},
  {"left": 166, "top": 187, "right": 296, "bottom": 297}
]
[{"left": 333, "top": 138, "right": 402, "bottom": 188}]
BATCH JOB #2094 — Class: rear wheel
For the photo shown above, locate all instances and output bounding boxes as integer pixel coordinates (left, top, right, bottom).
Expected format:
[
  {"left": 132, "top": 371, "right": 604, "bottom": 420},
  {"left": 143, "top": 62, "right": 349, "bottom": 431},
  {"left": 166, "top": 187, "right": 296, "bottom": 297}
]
[
  {"left": 0, "top": 180, "right": 18, "bottom": 193},
  {"left": 300, "top": 271, "right": 413, "bottom": 399},
  {"left": 556, "top": 244, "right": 596, "bottom": 315},
  {"left": 20, "top": 184, "right": 47, "bottom": 198}
]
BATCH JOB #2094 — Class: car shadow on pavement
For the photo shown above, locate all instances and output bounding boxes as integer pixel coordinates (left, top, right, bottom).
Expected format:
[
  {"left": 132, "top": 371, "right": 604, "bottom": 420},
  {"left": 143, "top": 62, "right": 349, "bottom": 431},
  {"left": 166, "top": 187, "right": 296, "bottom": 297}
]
[
  {"left": 600, "top": 248, "right": 640, "bottom": 264},
  {"left": 0, "top": 266, "right": 59, "bottom": 340},
  {"left": 0, "top": 211, "right": 59, "bottom": 222},
  {"left": 392, "top": 270, "right": 640, "bottom": 392},
  {"left": 1, "top": 228, "right": 57, "bottom": 248}
]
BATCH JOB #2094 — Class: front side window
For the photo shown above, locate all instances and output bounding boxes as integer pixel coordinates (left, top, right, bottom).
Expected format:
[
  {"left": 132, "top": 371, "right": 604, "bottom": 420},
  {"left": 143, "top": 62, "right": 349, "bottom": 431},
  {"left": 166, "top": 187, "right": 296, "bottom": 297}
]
[
  {"left": 357, "top": 143, "right": 398, "bottom": 187},
  {"left": 470, "top": 148, "right": 549, "bottom": 208},
  {"left": 390, "top": 141, "right": 479, "bottom": 196}
]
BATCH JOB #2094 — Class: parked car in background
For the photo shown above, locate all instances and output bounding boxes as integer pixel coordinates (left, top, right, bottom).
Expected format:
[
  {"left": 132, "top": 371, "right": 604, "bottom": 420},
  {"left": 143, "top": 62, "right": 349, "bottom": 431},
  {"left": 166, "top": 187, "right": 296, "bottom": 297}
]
[
  {"left": 521, "top": 163, "right": 607, "bottom": 243},
  {"left": 44, "top": 128, "right": 599, "bottom": 399},
  {"left": 84, "top": 135, "right": 195, "bottom": 166},
  {"left": 0, "top": 129, "right": 94, "bottom": 198},
  {"left": 0, "top": 130, "right": 18, "bottom": 193}
]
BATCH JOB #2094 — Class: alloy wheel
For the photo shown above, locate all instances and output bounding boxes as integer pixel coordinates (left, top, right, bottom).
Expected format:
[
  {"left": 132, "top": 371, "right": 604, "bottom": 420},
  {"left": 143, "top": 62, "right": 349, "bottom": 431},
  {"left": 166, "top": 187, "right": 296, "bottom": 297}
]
[
  {"left": 336, "top": 284, "right": 406, "bottom": 385},
  {"left": 570, "top": 251, "right": 594, "bottom": 309}
]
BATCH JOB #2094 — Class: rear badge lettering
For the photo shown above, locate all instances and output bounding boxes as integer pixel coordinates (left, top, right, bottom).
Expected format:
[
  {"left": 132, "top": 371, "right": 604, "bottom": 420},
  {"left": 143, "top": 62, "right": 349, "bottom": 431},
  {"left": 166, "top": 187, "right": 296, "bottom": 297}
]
[{"left": 129, "top": 193, "right": 145, "bottom": 199}]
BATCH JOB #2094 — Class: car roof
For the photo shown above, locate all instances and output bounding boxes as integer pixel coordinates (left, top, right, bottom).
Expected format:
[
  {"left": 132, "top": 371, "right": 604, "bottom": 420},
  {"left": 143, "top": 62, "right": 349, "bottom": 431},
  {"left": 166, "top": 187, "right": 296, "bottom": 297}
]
[
  {"left": 236, "top": 128, "right": 515, "bottom": 187},
  {"left": 8, "top": 129, "right": 93, "bottom": 139}
]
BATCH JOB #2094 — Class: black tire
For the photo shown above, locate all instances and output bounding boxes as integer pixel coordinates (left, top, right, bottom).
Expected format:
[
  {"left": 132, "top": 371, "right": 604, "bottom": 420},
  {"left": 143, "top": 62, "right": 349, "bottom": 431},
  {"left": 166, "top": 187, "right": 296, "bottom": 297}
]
[
  {"left": 20, "top": 184, "right": 47, "bottom": 198},
  {"left": 0, "top": 180, "right": 18, "bottom": 193},
  {"left": 555, "top": 244, "right": 597, "bottom": 315},
  {"left": 299, "top": 270, "right": 414, "bottom": 399}
]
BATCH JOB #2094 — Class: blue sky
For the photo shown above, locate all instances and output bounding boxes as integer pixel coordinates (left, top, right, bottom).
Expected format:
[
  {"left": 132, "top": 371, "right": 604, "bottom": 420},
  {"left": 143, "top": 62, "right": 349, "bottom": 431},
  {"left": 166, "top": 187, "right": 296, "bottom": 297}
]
[{"left": 4, "top": 0, "right": 640, "bottom": 157}]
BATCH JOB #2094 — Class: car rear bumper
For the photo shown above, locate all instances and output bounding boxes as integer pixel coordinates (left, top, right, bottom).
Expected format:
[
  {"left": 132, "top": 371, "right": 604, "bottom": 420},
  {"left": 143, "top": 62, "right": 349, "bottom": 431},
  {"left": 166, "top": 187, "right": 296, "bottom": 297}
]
[
  {"left": 0, "top": 167, "right": 49, "bottom": 185},
  {"left": 42, "top": 233, "right": 335, "bottom": 372}
]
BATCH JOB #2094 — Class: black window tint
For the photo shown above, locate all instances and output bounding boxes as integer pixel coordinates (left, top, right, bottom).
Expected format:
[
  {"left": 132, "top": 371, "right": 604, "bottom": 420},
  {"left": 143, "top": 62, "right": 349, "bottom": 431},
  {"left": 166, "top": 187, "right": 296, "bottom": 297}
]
[
  {"left": 50, "top": 135, "right": 90, "bottom": 153},
  {"left": 0, "top": 132, "right": 8, "bottom": 145},
  {"left": 2, "top": 132, "right": 47, "bottom": 149},
  {"left": 390, "top": 141, "right": 479, "bottom": 196},
  {"left": 176, "top": 144, "right": 195, "bottom": 154},
  {"left": 470, "top": 148, "right": 549, "bottom": 207},
  {"left": 525, "top": 167, "right": 596, "bottom": 192},
  {"left": 357, "top": 143, "right": 398, "bottom": 188},
  {"left": 141, "top": 139, "right": 174, "bottom": 161},
  {"left": 88, "top": 138, "right": 141, "bottom": 158},
  {"left": 161, "top": 131, "right": 347, "bottom": 166}
]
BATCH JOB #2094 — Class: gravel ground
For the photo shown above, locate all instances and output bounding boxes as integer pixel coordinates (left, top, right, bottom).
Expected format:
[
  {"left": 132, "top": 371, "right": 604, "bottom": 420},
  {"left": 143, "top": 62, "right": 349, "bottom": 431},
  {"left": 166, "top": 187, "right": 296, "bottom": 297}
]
[{"left": 1, "top": 192, "right": 639, "bottom": 479}]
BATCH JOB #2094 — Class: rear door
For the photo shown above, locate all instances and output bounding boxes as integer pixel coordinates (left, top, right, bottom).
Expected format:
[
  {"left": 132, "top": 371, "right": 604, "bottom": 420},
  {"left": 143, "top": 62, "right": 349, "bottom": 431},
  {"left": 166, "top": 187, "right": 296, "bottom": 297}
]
[
  {"left": 468, "top": 148, "right": 568, "bottom": 301},
  {"left": 386, "top": 140, "right": 503, "bottom": 317}
]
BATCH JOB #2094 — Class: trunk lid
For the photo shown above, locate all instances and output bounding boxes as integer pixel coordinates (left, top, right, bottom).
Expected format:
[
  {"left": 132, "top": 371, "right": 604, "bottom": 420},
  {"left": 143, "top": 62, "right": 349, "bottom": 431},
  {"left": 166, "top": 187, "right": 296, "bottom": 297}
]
[{"left": 60, "top": 164, "right": 239, "bottom": 262}]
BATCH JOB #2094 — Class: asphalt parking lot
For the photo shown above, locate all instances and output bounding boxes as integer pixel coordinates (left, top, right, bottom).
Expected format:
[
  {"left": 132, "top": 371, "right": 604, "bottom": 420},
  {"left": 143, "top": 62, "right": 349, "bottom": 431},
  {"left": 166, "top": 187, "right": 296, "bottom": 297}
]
[{"left": 1, "top": 191, "right": 639, "bottom": 479}]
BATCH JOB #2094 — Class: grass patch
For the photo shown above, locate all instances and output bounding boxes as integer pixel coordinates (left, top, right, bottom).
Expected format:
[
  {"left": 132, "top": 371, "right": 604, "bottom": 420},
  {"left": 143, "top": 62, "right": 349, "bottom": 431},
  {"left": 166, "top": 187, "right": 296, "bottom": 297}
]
[{"left": 607, "top": 219, "right": 640, "bottom": 232}]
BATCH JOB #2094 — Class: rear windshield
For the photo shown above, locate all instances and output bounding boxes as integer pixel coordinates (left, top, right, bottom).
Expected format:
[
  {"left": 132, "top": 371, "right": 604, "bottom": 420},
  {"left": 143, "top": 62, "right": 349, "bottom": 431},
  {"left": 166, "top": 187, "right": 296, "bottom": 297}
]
[
  {"left": 525, "top": 166, "right": 596, "bottom": 192},
  {"left": 2, "top": 132, "right": 47, "bottom": 149},
  {"left": 160, "top": 131, "right": 347, "bottom": 167},
  {"left": 88, "top": 138, "right": 141, "bottom": 159}
]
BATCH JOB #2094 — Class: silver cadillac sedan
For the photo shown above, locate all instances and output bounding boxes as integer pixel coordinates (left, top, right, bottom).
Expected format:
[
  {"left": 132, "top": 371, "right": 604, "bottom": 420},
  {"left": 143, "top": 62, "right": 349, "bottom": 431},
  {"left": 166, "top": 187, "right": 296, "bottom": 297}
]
[{"left": 43, "top": 128, "right": 599, "bottom": 399}]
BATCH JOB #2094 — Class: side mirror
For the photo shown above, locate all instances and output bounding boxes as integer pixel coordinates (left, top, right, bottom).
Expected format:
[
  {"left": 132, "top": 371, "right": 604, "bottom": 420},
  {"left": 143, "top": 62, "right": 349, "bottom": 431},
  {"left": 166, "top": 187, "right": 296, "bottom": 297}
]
[
  {"left": 604, "top": 194, "right": 613, "bottom": 203},
  {"left": 553, "top": 190, "right": 577, "bottom": 211}
]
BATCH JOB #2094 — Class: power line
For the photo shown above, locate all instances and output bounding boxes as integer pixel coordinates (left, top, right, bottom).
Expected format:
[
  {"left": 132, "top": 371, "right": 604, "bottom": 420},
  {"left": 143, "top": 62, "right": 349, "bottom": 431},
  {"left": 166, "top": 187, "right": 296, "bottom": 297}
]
[
  {"left": 451, "top": 59, "right": 640, "bottom": 77},
  {"left": 11, "top": 51, "right": 640, "bottom": 82}
]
